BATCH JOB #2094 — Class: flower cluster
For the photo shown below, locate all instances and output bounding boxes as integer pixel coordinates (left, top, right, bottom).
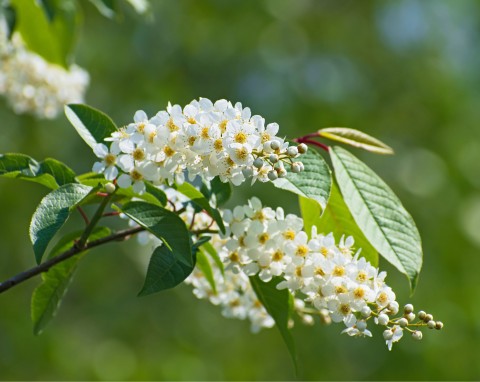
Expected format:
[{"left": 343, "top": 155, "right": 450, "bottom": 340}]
[
  {"left": 93, "top": 98, "right": 307, "bottom": 192},
  {"left": 210, "top": 198, "right": 442, "bottom": 349},
  {"left": 0, "top": 18, "right": 89, "bottom": 119},
  {"left": 130, "top": 190, "right": 442, "bottom": 349}
]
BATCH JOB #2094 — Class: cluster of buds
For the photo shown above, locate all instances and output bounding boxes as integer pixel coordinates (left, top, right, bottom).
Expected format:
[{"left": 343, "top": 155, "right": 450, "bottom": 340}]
[{"left": 92, "top": 98, "right": 306, "bottom": 192}]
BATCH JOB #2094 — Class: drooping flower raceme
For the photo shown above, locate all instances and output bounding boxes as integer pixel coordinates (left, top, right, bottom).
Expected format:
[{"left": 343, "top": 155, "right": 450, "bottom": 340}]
[
  {"left": 0, "top": 18, "right": 89, "bottom": 119},
  {"left": 94, "top": 98, "right": 307, "bottom": 189},
  {"left": 129, "top": 190, "right": 442, "bottom": 350}
]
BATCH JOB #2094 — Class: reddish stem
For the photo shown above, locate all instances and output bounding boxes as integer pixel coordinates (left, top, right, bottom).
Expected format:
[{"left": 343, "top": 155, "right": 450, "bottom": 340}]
[
  {"left": 296, "top": 137, "right": 329, "bottom": 152},
  {"left": 102, "top": 211, "right": 121, "bottom": 218},
  {"left": 77, "top": 207, "right": 90, "bottom": 225}
]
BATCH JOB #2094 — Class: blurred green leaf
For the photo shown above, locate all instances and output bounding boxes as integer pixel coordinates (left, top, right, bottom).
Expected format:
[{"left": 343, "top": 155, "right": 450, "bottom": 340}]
[
  {"left": 11, "top": 0, "right": 79, "bottom": 67},
  {"left": 31, "top": 227, "right": 111, "bottom": 335},
  {"left": 29, "top": 184, "right": 93, "bottom": 264},
  {"left": 139, "top": 244, "right": 195, "bottom": 296},
  {"left": 89, "top": 0, "right": 116, "bottom": 18},
  {"left": 65, "top": 104, "right": 118, "bottom": 150},
  {"left": 121, "top": 201, "right": 193, "bottom": 266},
  {"left": 273, "top": 148, "right": 331, "bottom": 210},
  {"left": 318, "top": 127, "right": 394, "bottom": 155},
  {"left": 0, "top": 153, "right": 77, "bottom": 189},
  {"left": 250, "top": 275, "right": 297, "bottom": 373},
  {"left": 201, "top": 241, "right": 224, "bottom": 276},
  {"left": 196, "top": 250, "right": 216, "bottom": 293},
  {"left": 1, "top": 4, "right": 16, "bottom": 38},
  {"left": 210, "top": 177, "right": 232, "bottom": 207},
  {"left": 330, "top": 146, "right": 422, "bottom": 291},
  {"left": 174, "top": 182, "right": 226, "bottom": 234},
  {"left": 299, "top": 181, "right": 378, "bottom": 266}
]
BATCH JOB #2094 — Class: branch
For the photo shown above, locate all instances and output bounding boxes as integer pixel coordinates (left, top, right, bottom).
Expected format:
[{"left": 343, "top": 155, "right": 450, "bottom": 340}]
[{"left": 0, "top": 226, "right": 145, "bottom": 294}]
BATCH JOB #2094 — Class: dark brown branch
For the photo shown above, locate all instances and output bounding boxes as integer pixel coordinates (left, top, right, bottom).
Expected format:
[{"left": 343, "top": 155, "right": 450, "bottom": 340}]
[{"left": 0, "top": 226, "right": 145, "bottom": 294}]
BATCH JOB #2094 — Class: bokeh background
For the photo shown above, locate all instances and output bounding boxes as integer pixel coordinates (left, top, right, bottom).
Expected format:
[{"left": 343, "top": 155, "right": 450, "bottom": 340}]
[{"left": 1, "top": 0, "right": 479, "bottom": 379}]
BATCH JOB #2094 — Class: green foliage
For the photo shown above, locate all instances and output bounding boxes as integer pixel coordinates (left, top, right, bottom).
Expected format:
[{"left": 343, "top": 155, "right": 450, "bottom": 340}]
[
  {"left": 139, "top": 244, "right": 196, "bottom": 296},
  {"left": 31, "top": 227, "right": 111, "bottom": 335},
  {"left": 194, "top": 250, "right": 216, "bottom": 293},
  {"left": 318, "top": 127, "right": 394, "bottom": 155},
  {"left": 174, "top": 182, "right": 226, "bottom": 234},
  {"left": 209, "top": 177, "right": 232, "bottom": 207},
  {"left": 121, "top": 201, "right": 193, "bottom": 266},
  {"left": 250, "top": 275, "right": 297, "bottom": 372},
  {"left": 11, "top": 0, "right": 79, "bottom": 68},
  {"left": 0, "top": 153, "right": 77, "bottom": 189},
  {"left": 273, "top": 148, "right": 331, "bottom": 210},
  {"left": 299, "top": 182, "right": 378, "bottom": 266},
  {"left": 201, "top": 241, "right": 224, "bottom": 275},
  {"left": 89, "top": 0, "right": 116, "bottom": 18},
  {"left": 29, "top": 184, "right": 93, "bottom": 264},
  {"left": 0, "top": 3, "right": 16, "bottom": 38},
  {"left": 330, "top": 146, "right": 423, "bottom": 290},
  {"left": 64, "top": 104, "right": 118, "bottom": 150}
]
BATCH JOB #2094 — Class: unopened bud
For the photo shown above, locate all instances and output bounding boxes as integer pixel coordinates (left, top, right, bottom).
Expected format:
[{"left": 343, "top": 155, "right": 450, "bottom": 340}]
[
  {"left": 361, "top": 306, "right": 372, "bottom": 318},
  {"left": 297, "top": 143, "right": 308, "bottom": 154},
  {"left": 383, "top": 329, "right": 394, "bottom": 340},
  {"left": 427, "top": 320, "right": 436, "bottom": 329},
  {"left": 435, "top": 321, "right": 444, "bottom": 330},
  {"left": 291, "top": 162, "right": 302, "bottom": 173},
  {"left": 270, "top": 140, "right": 281, "bottom": 151},
  {"left": 377, "top": 313, "right": 390, "bottom": 326},
  {"left": 424, "top": 314, "right": 433, "bottom": 323},
  {"left": 287, "top": 146, "right": 298, "bottom": 157},
  {"left": 277, "top": 168, "right": 287, "bottom": 178},
  {"left": 267, "top": 170, "right": 278, "bottom": 181},
  {"left": 418, "top": 310, "right": 427, "bottom": 320},
  {"left": 105, "top": 182, "right": 116, "bottom": 194},
  {"left": 412, "top": 330, "right": 423, "bottom": 340},
  {"left": 269, "top": 153, "right": 279, "bottom": 163},
  {"left": 388, "top": 301, "right": 399, "bottom": 315},
  {"left": 242, "top": 167, "right": 253, "bottom": 178},
  {"left": 253, "top": 158, "right": 264, "bottom": 168},
  {"left": 301, "top": 314, "right": 314, "bottom": 326},
  {"left": 356, "top": 320, "right": 367, "bottom": 332},
  {"left": 405, "top": 312, "right": 416, "bottom": 322},
  {"left": 398, "top": 318, "right": 408, "bottom": 327},
  {"left": 404, "top": 304, "right": 414, "bottom": 314}
]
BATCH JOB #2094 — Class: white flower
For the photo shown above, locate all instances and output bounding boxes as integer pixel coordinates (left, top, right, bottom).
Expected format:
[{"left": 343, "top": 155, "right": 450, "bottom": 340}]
[
  {"left": 92, "top": 143, "right": 120, "bottom": 181},
  {"left": 386, "top": 325, "right": 403, "bottom": 351}
]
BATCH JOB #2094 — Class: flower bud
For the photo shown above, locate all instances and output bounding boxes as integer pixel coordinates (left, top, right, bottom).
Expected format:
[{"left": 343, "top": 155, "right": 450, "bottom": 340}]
[
  {"left": 435, "top": 321, "right": 444, "bottom": 330},
  {"left": 287, "top": 146, "right": 298, "bottom": 157},
  {"left": 301, "top": 314, "right": 314, "bottom": 326},
  {"left": 263, "top": 142, "right": 273, "bottom": 153},
  {"left": 405, "top": 312, "right": 416, "bottom": 322},
  {"left": 377, "top": 313, "right": 390, "bottom": 326},
  {"left": 398, "top": 317, "right": 408, "bottom": 327},
  {"left": 356, "top": 320, "right": 367, "bottom": 332},
  {"left": 424, "top": 314, "right": 433, "bottom": 323},
  {"left": 268, "top": 170, "right": 278, "bottom": 181},
  {"left": 412, "top": 330, "right": 423, "bottom": 341},
  {"left": 105, "top": 182, "right": 116, "bottom": 194},
  {"left": 404, "top": 303, "right": 414, "bottom": 314},
  {"left": 269, "top": 153, "right": 279, "bottom": 163},
  {"left": 253, "top": 158, "right": 264, "bottom": 169},
  {"left": 291, "top": 162, "right": 302, "bottom": 173},
  {"left": 427, "top": 320, "right": 436, "bottom": 329},
  {"left": 418, "top": 310, "right": 427, "bottom": 320},
  {"left": 277, "top": 168, "right": 287, "bottom": 178},
  {"left": 242, "top": 167, "right": 253, "bottom": 178},
  {"left": 383, "top": 329, "right": 394, "bottom": 340},
  {"left": 270, "top": 140, "right": 281, "bottom": 151},
  {"left": 297, "top": 143, "right": 308, "bottom": 154},
  {"left": 361, "top": 306, "right": 372, "bottom": 318}
]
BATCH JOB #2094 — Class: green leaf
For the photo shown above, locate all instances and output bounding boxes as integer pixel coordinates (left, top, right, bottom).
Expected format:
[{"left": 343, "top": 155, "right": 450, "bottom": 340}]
[
  {"left": 250, "top": 275, "right": 297, "bottom": 373},
  {"left": 31, "top": 226, "right": 111, "bottom": 335},
  {"left": 11, "top": 0, "right": 79, "bottom": 68},
  {"left": 1, "top": 4, "right": 17, "bottom": 38},
  {"left": 318, "top": 127, "right": 394, "bottom": 155},
  {"left": 174, "top": 182, "right": 226, "bottom": 234},
  {"left": 65, "top": 104, "right": 118, "bottom": 150},
  {"left": 299, "top": 181, "right": 378, "bottom": 266},
  {"left": 196, "top": 250, "right": 217, "bottom": 293},
  {"left": 37, "top": 0, "right": 56, "bottom": 21},
  {"left": 139, "top": 244, "right": 195, "bottom": 296},
  {"left": 273, "top": 148, "right": 331, "bottom": 210},
  {"left": 121, "top": 201, "right": 193, "bottom": 266},
  {"left": 89, "top": 0, "right": 116, "bottom": 18},
  {"left": 330, "top": 146, "right": 422, "bottom": 290},
  {"left": 210, "top": 177, "right": 232, "bottom": 207},
  {"left": 0, "top": 153, "right": 77, "bottom": 189},
  {"left": 29, "top": 184, "right": 93, "bottom": 264},
  {"left": 201, "top": 241, "right": 224, "bottom": 276}
]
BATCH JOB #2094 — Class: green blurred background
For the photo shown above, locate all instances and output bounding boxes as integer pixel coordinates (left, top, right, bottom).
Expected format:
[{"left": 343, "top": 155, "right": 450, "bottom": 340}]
[{"left": 1, "top": 0, "right": 479, "bottom": 379}]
